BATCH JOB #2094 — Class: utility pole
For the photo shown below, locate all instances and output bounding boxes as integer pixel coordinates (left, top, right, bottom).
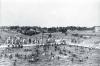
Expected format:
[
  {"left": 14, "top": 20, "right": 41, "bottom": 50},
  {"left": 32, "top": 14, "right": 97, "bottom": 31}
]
[
  {"left": 42, "top": 30, "right": 44, "bottom": 44},
  {"left": 41, "top": 28, "right": 44, "bottom": 45}
]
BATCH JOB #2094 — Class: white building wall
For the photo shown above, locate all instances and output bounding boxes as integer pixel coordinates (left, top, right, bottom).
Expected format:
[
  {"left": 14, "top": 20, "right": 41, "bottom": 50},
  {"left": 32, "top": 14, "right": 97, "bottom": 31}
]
[{"left": 95, "top": 26, "right": 100, "bottom": 32}]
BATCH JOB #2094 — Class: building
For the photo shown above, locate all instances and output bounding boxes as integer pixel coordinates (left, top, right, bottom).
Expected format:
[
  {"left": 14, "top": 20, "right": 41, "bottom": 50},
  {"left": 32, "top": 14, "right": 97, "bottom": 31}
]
[{"left": 94, "top": 26, "right": 100, "bottom": 32}]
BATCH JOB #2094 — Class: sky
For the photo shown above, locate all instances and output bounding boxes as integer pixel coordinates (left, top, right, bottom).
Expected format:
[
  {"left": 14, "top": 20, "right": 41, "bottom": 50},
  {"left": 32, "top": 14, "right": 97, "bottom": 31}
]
[{"left": 0, "top": 0, "right": 100, "bottom": 27}]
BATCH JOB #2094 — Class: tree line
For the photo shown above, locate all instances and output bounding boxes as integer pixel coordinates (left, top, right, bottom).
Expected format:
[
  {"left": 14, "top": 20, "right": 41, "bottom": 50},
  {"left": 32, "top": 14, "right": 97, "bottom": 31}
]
[{"left": 8, "top": 26, "right": 93, "bottom": 36}]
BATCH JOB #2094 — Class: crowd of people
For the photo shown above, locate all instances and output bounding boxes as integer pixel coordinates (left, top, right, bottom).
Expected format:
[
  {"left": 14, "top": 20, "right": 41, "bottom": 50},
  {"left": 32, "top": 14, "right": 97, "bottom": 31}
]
[{"left": 5, "top": 36, "right": 41, "bottom": 45}]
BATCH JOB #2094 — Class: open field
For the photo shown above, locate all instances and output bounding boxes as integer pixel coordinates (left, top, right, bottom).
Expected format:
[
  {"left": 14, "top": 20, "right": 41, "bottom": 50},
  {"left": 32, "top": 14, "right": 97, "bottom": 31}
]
[
  {"left": 0, "top": 29, "right": 100, "bottom": 66},
  {"left": 0, "top": 44, "right": 100, "bottom": 66}
]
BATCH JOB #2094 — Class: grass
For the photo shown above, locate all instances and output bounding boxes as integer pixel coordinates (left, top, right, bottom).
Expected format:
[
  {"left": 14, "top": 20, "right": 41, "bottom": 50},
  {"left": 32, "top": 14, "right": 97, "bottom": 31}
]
[
  {"left": 1, "top": 44, "right": 100, "bottom": 66},
  {"left": 0, "top": 30, "right": 100, "bottom": 66}
]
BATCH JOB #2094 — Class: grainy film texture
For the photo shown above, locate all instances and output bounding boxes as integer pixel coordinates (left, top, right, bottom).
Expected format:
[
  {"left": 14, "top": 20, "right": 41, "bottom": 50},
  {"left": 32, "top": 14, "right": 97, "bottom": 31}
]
[{"left": 0, "top": 0, "right": 100, "bottom": 66}]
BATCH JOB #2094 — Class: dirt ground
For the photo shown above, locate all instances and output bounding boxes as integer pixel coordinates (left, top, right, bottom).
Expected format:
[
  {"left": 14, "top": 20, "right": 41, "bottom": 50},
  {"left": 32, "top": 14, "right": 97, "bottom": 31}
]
[
  {"left": 0, "top": 30, "right": 100, "bottom": 66},
  {"left": 0, "top": 44, "right": 100, "bottom": 66}
]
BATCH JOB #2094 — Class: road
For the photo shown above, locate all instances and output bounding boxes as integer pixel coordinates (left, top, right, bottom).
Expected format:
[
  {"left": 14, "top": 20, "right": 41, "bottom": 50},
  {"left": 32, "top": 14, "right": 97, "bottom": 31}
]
[{"left": 0, "top": 42, "right": 100, "bottom": 49}]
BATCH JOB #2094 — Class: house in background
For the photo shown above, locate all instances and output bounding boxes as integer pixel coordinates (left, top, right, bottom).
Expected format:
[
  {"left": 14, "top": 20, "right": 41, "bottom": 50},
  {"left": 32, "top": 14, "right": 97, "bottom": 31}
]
[{"left": 94, "top": 26, "right": 100, "bottom": 32}]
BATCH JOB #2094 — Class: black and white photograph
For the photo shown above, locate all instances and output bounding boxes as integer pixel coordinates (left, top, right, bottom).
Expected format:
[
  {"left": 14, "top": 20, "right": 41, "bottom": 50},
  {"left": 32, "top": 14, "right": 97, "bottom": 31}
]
[{"left": 0, "top": 0, "right": 100, "bottom": 66}]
